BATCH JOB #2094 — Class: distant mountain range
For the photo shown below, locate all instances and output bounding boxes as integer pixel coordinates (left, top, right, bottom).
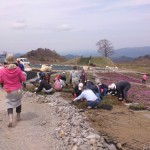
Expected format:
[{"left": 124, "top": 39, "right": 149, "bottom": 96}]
[
  {"left": 112, "top": 46, "right": 150, "bottom": 58},
  {"left": 64, "top": 46, "right": 150, "bottom": 62},
  {"left": 0, "top": 46, "right": 148, "bottom": 64},
  {"left": 110, "top": 56, "right": 133, "bottom": 63}
]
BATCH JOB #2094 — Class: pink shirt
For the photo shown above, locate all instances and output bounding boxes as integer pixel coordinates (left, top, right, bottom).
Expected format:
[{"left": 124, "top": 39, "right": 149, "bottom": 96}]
[
  {"left": 0, "top": 66, "right": 26, "bottom": 91},
  {"left": 143, "top": 74, "right": 147, "bottom": 80},
  {"left": 53, "top": 79, "right": 62, "bottom": 90}
]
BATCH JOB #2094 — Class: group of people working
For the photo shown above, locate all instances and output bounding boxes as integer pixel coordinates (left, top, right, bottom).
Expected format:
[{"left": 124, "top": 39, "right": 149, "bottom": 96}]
[
  {"left": 34, "top": 65, "right": 132, "bottom": 109},
  {"left": 72, "top": 78, "right": 131, "bottom": 108},
  {"left": 69, "top": 66, "right": 131, "bottom": 108},
  {"left": 0, "top": 53, "right": 133, "bottom": 127},
  {"left": 34, "top": 71, "right": 67, "bottom": 94}
]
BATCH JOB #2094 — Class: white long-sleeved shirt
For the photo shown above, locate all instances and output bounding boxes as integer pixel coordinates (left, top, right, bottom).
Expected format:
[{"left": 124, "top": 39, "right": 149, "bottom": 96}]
[{"left": 74, "top": 89, "right": 98, "bottom": 102}]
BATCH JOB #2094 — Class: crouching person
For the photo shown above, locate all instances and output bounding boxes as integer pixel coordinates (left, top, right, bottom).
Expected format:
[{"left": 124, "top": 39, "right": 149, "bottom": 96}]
[
  {"left": 73, "top": 86, "right": 100, "bottom": 109},
  {"left": 72, "top": 83, "right": 83, "bottom": 98},
  {"left": 53, "top": 77, "right": 63, "bottom": 92},
  {"left": 35, "top": 79, "right": 53, "bottom": 94},
  {"left": 108, "top": 81, "right": 131, "bottom": 104}
]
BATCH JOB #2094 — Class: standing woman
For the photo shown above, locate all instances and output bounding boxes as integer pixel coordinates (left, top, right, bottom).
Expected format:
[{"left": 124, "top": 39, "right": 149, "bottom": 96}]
[
  {"left": 0, "top": 54, "right": 26, "bottom": 127},
  {"left": 70, "top": 66, "right": 80, "bottom": 88},
  {"left": 80, "top": 69, "right": 87, "bottom": 86}
]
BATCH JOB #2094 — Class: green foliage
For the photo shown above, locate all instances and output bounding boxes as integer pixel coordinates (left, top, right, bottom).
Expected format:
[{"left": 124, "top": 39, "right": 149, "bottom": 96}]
[
  {"left": 129, "top": 104, "right": 146, "bottom": 111},
  {"left": 100, "top": 98, "right": 115, "bottom": 105},
  {"left": 78, "top": 57, "right": 90, "bottom": 65},
  {"left": 63, "top": 56, "right": 115, "bottom": 67},
  {"left": 62, "top": 88, "right": 73, "bottom": 93},
  {"left": 90, "top": 57, "right": 115, "bottom": 67},
  {"left": 73, "top": 101, "right": 87, "bottom": 109}
]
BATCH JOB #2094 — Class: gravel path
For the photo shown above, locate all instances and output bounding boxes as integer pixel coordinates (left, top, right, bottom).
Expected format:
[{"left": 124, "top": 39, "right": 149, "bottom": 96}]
[
  {"left": 0, "top": 89, "right": 64, "bottom": 150},
  {"left": 0, "top": 88, "right": 117, "bottom": 150}
]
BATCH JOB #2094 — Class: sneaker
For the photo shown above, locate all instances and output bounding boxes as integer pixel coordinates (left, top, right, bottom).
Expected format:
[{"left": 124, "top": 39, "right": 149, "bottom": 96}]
[
  {"left": 87, "top": 106, "right": 92, "bottom": 109},
  {"left": 8, "top": 122, "right": 12, "bottom": 127}
]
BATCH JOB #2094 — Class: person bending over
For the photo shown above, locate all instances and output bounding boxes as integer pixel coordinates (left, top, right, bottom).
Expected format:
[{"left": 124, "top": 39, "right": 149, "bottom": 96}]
[
  {"left": 53, "top": 78, "right": 63, "bottom": 92},
  {"left": 73, "top": 86, "right": 100, "bottom": 109},
  {"left": 35, "top": 79, "right": 53, "bottom": 94},
  {"left": 72, "top": 83, "right": 83, "bottom": 98},
  {"left": 108, "top": 81, "right": 131, "bottom": 104}
]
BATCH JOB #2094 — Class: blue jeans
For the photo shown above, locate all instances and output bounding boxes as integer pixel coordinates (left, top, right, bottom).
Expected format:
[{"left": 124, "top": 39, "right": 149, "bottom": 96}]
[
  {"left": 95, "top": 93, "right": 101, "bottom": 101},
  {"left": 87, "top": 99, "right": 100, "bottom": 108},
  {"left": 102, "top": 88, "right": 108, "bottom": 96}
]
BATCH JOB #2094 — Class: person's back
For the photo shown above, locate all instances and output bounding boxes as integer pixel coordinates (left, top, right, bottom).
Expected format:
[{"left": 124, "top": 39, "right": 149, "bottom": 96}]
[
  {"left": 79, "top": 89, "right": 98, "bottom": 101},
  {"left": 73, "top": 87, "right": 100, "bottom": 108},
  {"left": 80, "top": 69, "right": 87, "bottom": 85},
  {"left": 60, "top": 74, "right": 66, "bottom": 81},
  {"left": 86, "top": 80, "right": 94, "bottom": 89},
  {"left": 36, "top": 80, "right": 52, "bottom": 93},
  {"left": 70, "top": 66, "right": 80, "bottom": 87},
  {"left": 0, "top": 54, "right": 26, "bottom": 127},
  {"left": 116, "top": 81, "right": 130, "bottom": 90},
  {"left": 53, "top": 79, "right": 62, "bottom": 91},
  {"left": 142, "top": 74, "right": 147, "bottom": 84},
  {"left": 70, "top": 70, "right": 79, "bottom": 86},
  {"left": 109, "top": 81, "right": 131, "bottom": 103},
  {"left": 0, "top": 65, "right": 26, "bottom": 91}
]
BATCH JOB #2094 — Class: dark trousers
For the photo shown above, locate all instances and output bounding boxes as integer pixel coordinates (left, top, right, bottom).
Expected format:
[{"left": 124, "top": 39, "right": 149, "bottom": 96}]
[
  {"left": 7, "top": 105, "right": 21, "bottom": 115},
  {"left": 87, "top": 99, "right": 100, "bottom": 108},
  {"left": 122, "top": 84, "right": 131, "bottom": 99}
]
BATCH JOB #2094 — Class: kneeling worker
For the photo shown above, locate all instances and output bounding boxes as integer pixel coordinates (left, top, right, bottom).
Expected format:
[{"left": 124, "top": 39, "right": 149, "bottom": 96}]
[
  {"left": 72, "top": 83, "right": 83, "bottom": 97},
  {"left": 73, "top": 86, "right": 100, "bottom": 108},
  {"left": 35, "top": 79, "right": 53, "bottom": 94}
]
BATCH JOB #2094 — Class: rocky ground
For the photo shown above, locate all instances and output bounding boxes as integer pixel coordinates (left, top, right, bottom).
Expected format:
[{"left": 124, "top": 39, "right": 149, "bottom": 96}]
[
  {"left": 0, "top": 68, "right": 150, "bottom": 150},
  {"left": 0, "top": 89, "right": 117, "bottom": 150}
]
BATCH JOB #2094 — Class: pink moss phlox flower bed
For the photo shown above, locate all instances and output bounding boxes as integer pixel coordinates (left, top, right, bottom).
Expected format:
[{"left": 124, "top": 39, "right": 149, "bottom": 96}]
[{"left": 97, "top": 72, "right": 150, "bottom": 109}]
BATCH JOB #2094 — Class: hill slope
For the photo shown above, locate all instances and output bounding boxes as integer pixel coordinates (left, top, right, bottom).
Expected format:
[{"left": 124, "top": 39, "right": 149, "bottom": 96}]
[
  {"left": 131, "top": 55, "right": 150, "bottom": 67},
  {"left": 63, "top": 56, "right": 115, "bottom": 67},
  {"left": 21, "top": 48, "right": 66, "bottom": 64}
]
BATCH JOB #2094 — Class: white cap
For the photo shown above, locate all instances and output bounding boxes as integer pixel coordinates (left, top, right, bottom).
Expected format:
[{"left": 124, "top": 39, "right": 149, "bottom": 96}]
[
  {"left": 78, "top": 83, "right": 83, "bottom": 90},
  {"left": 108, "top": 83, "right": 116, "bottom": 89},
  {"left": 95, "top": 78, "right": 101, "bottom": 84}
]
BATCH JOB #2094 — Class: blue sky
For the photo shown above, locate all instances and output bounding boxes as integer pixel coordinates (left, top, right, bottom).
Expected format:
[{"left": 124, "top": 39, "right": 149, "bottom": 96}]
[{"left": 0, "top": 0, "right": 150, "bottom": 55}]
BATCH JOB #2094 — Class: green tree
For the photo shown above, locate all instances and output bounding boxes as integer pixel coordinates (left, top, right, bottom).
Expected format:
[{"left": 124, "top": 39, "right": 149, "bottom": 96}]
[{"left": 96, "top": 39, "right": 114, "bottom": 57}]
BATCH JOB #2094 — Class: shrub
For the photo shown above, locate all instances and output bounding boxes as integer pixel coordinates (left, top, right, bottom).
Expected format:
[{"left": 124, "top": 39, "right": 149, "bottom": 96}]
[{"left": 129, "top": 104, "right": 146, "bottom": 111}]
